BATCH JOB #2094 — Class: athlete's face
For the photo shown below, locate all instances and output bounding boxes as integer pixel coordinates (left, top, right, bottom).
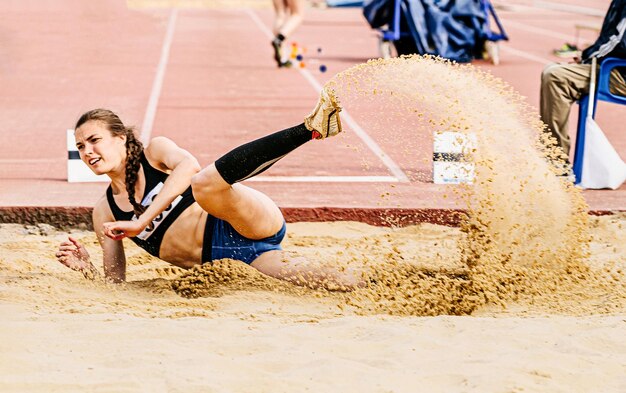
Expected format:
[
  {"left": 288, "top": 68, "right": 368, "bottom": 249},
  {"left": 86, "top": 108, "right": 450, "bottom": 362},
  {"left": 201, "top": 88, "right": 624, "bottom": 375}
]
[{"left": 74, "top": 121, "right": 127, "bottom": 175}]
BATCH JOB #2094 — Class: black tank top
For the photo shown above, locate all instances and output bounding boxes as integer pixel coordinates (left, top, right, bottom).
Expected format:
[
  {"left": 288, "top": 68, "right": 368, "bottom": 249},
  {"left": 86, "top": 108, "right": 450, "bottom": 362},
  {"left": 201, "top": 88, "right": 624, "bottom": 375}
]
[{"left": 105, "top": 153, "right": 197, "bottom": 258}]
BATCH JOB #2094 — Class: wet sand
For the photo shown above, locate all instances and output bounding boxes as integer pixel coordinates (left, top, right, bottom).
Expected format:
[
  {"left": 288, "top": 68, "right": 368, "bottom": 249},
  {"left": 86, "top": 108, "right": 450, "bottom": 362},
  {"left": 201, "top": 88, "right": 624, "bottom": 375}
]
[{"left": 1, "top": 216, "right": 624, "bottom": 392}]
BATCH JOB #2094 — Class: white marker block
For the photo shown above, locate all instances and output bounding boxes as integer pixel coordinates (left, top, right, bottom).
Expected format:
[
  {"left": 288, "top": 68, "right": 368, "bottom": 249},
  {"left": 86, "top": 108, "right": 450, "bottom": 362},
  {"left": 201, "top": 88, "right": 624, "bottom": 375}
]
[
  {"left": 433, "top": 131, "right": 476, "bottom": 184},
  {"left": 67, "top": 129, "right": 109, "bottom": 183}
]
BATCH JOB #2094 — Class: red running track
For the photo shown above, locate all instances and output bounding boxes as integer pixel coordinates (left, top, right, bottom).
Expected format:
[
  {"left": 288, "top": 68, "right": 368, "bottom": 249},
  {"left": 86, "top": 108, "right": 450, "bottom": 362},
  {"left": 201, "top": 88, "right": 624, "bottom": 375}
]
[{"left": 0, "top": 0, "right": 623, "bottom": 225}]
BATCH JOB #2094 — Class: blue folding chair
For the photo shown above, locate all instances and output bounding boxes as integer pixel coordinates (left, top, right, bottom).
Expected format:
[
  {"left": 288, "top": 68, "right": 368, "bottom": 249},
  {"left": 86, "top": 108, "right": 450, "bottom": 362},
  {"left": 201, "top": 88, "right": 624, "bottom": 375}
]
[{"left": 572, "top": 57, "right": 626, "bottom": 184}]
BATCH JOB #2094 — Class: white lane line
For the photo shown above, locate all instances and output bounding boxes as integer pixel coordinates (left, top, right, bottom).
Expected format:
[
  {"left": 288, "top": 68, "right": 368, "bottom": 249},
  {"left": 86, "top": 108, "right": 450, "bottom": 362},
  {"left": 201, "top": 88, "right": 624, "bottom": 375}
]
[
  {"left": 0, "top": 159, "right": 57, "bottom": 164},
  {"left": 298, "top": 67, "right": 410, "bottom": 182},
  {"left": 532, "top": 1, "right": 605, "bottom": 17},
  {"left": 140, "top": 8, "right": 178, "bottom": 145},
  {"left": 504, "top": 20, "right": 575, "bottom": 42},
  {"left": 245, "top": 8, "right": 410, "bottom": 183},
  {"left": 499, "top": 45, "right": 554, "bottom": 65},
  {"left": 495, "top": 1, "right": 605, "bottom": 16},
  {"left": 247, "top": 175, "right": 400, "bottom": 182}
]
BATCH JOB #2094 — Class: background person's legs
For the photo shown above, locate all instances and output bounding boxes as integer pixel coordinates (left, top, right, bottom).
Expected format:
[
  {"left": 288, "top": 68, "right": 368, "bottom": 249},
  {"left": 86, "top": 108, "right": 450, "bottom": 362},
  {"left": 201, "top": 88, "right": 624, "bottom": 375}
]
[
  {"left": 540, "top": 63, "right": 590, "bottom": 157},
  {"left": 272, "top": 0, "right": 287, "bottom": 36},
  {"left": 608, "top": 68, "right": 626, "bottom": 96},
  {"left": 271, "top": 0, "right": 305, "bottom": 67},
  {"left": 540, "top": 62, "right": 626, "bottom": 158},
  {"left": 277, "top": 0, "right": 304, "bottom": 39}
]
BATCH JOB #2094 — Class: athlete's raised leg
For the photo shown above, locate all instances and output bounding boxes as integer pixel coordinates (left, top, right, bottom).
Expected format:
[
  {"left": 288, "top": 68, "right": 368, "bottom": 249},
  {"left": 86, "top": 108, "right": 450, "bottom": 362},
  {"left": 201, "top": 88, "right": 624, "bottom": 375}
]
[{"left": 190, "top": 89, "right": 342, "bottom": 239}]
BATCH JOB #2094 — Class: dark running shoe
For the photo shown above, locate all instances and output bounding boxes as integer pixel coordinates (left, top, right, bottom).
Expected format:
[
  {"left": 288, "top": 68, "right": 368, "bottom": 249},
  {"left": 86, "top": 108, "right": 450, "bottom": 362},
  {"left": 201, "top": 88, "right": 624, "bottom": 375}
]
[{"left": 271, "top": 37, "right": 283, "bottom": 67}]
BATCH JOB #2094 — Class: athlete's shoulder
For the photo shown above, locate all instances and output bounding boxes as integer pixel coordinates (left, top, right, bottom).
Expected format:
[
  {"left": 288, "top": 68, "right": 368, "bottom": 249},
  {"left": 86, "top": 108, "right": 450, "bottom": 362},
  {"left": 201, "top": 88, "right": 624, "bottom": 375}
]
[
  {"left": 144, "top": 136, "right": 182, "bottom": 159},
  {"left": 146, "top": 136, "right": 179, "bottom": 151},
  {"left": 93, "top": 194, "right": 114, "bottom": 222},
  {"left": 145, "top": 136, "right": 198, "bottom": 171}
]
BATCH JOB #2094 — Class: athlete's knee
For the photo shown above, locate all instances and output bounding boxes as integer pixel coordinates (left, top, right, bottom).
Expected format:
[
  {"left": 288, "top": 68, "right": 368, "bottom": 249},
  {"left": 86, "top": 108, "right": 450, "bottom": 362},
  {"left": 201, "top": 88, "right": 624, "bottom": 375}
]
[{"left": 191, "top": 164, "right": 226, "bottom": 195}]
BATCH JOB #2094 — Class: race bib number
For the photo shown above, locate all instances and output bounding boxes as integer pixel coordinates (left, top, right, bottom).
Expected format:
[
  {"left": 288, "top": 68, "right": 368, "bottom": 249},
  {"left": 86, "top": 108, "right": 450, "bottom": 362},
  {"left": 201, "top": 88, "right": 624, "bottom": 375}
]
[{"left": 133, "top": 182, "right": 183, "bottom": 240}]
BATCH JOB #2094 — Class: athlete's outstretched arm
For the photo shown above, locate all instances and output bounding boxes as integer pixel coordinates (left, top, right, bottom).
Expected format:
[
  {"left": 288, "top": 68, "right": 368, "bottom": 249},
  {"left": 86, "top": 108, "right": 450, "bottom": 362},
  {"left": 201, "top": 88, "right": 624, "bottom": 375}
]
[
  {"left": 55, "top": 197, "right": 126, "bottom": 282},
  {"left": 55, "top": 236, "right": 100, "bottom": 280},
  {"left": 102, "top": 136, "right": 201, "bottom": 240},
  {"left": 93, "top": 197, "right": 127, "bottom": 282}
]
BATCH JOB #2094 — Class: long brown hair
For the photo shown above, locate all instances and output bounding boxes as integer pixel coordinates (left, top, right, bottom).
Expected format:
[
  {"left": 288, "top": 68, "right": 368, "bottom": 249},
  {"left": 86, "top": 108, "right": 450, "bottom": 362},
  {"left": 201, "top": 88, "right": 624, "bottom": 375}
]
[{"left": 75, "top": 109, "right": 146, "bottom": 217}]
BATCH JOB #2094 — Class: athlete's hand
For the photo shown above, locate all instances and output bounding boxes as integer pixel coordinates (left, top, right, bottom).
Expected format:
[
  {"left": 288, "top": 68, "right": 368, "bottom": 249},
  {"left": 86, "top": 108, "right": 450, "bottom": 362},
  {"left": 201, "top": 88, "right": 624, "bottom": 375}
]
[
  {"left": 56, "top": 236, "right": 91, "bottom": 271},
  {"left": 102, "top": 220, "right": 146, "bottom": 240}
]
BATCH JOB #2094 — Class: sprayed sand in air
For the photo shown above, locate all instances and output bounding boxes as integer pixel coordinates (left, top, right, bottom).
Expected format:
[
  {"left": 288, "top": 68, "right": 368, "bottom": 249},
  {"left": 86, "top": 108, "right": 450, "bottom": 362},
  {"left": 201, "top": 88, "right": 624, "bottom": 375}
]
[{"left": 322, "top": 56, "right": 620, "bottom": 316}]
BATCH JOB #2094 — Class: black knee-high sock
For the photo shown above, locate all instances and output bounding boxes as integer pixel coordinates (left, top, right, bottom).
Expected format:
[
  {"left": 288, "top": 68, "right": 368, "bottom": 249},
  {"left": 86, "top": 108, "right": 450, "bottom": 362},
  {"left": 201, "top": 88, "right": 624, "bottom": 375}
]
[{"left": 214, "top": 123, "right": 313, "bottom": 184}]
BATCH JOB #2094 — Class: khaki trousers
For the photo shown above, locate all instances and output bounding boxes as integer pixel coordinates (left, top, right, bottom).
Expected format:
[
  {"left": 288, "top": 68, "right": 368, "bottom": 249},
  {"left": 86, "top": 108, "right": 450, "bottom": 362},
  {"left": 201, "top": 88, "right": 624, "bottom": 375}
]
[{"left": 540, "top": 62, "right": 626, "bottom": 156}]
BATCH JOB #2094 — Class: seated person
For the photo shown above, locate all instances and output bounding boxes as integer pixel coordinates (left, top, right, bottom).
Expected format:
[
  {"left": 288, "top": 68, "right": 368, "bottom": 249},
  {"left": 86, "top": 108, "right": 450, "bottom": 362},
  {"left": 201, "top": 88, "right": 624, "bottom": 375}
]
[{"left": 540, "top": 0, "right": 626, "bottom": 163}]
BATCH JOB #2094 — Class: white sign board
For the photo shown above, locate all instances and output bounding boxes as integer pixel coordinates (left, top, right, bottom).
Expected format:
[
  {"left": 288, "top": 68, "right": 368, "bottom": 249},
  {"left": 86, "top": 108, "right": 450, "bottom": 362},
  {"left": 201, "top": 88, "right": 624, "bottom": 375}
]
[{"left": 433, "top": 131, "right": 476, "bottom": 184}]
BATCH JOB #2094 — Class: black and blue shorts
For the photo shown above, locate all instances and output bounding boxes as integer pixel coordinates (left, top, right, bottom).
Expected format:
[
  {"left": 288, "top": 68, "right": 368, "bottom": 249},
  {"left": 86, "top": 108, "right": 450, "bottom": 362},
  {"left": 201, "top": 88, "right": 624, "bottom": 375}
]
[{"left": 202, "top": 216, "right": 286, "bottom": 265}]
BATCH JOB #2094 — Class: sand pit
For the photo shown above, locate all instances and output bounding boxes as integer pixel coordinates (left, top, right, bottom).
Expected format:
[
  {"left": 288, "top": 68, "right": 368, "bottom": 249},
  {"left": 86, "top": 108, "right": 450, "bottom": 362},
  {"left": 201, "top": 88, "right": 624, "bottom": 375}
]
[
  {"left": 3, "top": 56, "right": 624, "bottom": 391},
  {"left": 1, "top": 215, "right": 625, "bottom": 392}
]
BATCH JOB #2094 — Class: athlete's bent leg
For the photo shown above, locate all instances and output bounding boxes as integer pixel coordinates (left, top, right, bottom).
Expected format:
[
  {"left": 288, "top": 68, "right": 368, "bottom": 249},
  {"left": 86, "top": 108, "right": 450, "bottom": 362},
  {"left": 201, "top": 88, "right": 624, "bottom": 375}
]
[
  {"left": 250, "top": 250, "right": 365, "bottom": 290},
  {"left": 191, "top": 90, "right": 343, "bottom": 239},
  {"left": 191, "top": 165, "right": 284, "bottom": 239}
]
